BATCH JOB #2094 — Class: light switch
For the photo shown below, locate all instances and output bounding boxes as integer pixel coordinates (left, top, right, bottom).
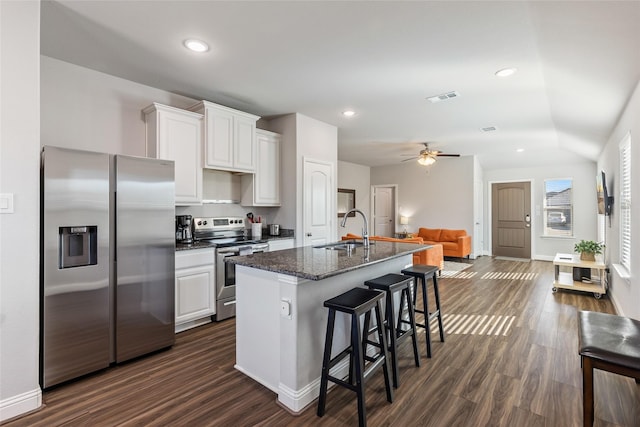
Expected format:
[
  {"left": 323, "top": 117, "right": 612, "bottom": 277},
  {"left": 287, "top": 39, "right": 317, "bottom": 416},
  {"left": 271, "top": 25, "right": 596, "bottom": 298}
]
[{"left": 0, "top": 193, "right": 14, "bottom": 214}]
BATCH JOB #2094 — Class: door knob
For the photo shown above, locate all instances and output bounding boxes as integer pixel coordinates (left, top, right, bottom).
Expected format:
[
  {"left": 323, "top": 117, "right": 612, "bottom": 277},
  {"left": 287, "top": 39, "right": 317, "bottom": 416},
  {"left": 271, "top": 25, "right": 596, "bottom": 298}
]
[{"left": 306, "top": 232, "right": 312, "bottom": 237}]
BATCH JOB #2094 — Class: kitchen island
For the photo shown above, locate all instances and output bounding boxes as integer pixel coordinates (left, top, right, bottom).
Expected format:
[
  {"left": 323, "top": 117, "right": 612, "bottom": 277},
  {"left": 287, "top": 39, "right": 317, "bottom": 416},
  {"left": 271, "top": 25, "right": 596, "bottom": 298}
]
[{"left": 227, "top": 240, "right": 427, "bottom": 413}]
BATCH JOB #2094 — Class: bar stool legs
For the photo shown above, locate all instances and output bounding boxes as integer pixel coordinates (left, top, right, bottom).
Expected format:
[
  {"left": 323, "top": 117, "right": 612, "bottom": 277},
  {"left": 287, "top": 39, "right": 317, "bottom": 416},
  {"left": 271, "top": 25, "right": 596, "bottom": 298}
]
[
  {"left": 401, "top": 265, "right": 445, "bottom": 358},
  {"left": 317, "top": 287, "right": 393, "bottom": 427},
  {"left": 364, "top": 273, "right": 420, "bottom": 388}
]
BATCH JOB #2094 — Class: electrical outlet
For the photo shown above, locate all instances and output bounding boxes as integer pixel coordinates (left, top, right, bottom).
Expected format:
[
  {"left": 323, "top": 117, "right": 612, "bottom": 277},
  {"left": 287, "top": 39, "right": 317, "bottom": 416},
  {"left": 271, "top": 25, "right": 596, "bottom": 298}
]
[{"left": 280, "top": 300, "right": 291, "bottom": 317}]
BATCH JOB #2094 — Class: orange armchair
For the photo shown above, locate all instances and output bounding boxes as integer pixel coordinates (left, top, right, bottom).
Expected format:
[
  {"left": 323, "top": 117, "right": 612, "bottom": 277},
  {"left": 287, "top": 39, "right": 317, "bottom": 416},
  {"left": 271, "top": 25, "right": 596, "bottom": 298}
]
[{"left": 341, "top": 233, "right": 444, "bottom": 272}]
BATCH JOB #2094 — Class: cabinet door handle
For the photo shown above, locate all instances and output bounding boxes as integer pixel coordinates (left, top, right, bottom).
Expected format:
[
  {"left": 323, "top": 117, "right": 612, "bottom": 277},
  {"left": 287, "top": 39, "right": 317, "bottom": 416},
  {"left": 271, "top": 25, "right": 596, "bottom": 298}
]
[{"left": 306, "top": 232, "right": 312, "bottom": 237}]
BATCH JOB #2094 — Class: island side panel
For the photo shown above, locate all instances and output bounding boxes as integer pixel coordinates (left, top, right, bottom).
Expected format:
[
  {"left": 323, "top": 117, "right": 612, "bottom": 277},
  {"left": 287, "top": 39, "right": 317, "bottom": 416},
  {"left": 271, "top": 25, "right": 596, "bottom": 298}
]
[
  {"left": 277, "top": 254, "right": 414, "bottom": 412},
  {"left": 235, "top": 265, "right": 281, "bottom": 392}
]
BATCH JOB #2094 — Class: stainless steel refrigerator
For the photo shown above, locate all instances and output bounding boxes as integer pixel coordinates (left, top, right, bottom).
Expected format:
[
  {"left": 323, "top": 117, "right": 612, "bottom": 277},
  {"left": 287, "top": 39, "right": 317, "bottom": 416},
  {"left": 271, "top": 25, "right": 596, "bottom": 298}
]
[{"left": 41, "top": 146, "right": 175, "bottom": 388}]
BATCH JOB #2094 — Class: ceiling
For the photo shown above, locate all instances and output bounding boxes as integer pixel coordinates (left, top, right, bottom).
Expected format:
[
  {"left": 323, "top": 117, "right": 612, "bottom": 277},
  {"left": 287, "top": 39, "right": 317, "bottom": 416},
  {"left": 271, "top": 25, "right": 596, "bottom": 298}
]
[{"left": 40, "top": 1, "right": 640, "bottom": 170}]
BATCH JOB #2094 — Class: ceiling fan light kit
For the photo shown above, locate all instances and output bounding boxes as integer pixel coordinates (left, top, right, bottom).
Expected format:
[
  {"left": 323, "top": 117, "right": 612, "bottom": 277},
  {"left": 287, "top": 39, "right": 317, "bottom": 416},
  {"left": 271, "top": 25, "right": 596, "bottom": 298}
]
[
  {"left": 401, "top": 142, "right": 461, "bottom": 166},
  {"left": 417, "top": 155, "right": 436, "bottom": 166}
]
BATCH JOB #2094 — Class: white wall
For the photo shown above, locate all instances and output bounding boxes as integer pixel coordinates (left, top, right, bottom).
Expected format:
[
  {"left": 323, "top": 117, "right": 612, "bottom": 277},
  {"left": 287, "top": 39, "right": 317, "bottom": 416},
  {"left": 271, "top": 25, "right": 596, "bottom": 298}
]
[
  {"left": 266, "top": 114, "right": 297, "bottom": 231},
  {"left": 597, "top": 80, "right": 640, "bottom": 319},
  {"left": 267, "top": 113, "right": 337, "bottom": 245},
  {"left": 371, "top": 156, "right": 475, "bottom": 251},
  {"left": 42, "top": 57, "right": 286, "bottom": 228},
  {"left": 484, "top": 161, "right": 597, "bottom": 260},
  {"left": 41, "top": 56, "right": 198, "bottom": 154},
  {"left": 0, "top": 1, "right": 42, "bottom": 421},
  {"left": 337, "top": 161, "right": 371, "bottom": 237}
]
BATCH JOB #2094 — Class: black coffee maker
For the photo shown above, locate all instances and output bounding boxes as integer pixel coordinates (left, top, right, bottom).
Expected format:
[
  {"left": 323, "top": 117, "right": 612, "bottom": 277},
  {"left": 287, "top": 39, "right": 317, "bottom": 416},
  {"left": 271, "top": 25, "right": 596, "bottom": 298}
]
[{"left": 175, "top": 215, "right": 193, "bottom": 244}]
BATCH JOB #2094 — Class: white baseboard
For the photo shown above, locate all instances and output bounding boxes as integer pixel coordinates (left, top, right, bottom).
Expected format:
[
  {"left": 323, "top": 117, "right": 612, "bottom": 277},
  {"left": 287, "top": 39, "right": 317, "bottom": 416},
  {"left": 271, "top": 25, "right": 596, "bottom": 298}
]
[
  {"left": 609, "top": 290, "right": 625, "bottom": 317},
  {"left": 0, "top": 387, "right": 42, "bottom": 423},
  {"left": 276, "top": 357, "right": 350, "bottom": 413}
]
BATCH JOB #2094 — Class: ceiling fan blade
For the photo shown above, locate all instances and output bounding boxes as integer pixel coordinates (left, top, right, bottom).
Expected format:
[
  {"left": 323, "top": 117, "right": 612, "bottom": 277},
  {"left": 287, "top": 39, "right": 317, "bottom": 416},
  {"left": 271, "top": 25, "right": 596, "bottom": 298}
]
[
  {"left": 435, "top": 153, "right": 460, "bottom": 157},
  {"left": 401, "top": 156, "right": 419, "bottom": 162}
]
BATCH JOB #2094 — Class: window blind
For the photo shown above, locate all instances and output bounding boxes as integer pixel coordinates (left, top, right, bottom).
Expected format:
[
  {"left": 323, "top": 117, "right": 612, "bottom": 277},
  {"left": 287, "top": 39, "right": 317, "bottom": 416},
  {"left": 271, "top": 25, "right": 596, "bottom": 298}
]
[{"left": 619, "top": 133, "right": 631, "bottom": 271}]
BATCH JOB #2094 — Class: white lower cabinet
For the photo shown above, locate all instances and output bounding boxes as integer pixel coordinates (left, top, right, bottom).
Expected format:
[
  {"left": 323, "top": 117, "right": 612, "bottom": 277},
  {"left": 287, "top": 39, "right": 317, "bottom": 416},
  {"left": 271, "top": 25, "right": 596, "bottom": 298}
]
[
  {"left": 175, "top": 248, "right": 215, "bottom": 333},
  {"left": 268, "top": 238, "right": 294, "bottom": 252}
]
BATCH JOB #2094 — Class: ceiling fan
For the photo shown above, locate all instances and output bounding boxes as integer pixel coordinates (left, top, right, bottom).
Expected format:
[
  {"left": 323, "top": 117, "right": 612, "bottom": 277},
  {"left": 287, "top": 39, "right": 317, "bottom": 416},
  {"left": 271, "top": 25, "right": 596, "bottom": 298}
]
[{"left": 401, "top": 143, "right": 460, "bottom": 166}]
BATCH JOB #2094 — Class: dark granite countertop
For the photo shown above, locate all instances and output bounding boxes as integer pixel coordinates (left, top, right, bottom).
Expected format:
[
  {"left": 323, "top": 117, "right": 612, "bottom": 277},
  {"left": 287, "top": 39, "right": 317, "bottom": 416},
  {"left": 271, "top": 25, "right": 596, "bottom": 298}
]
[
  {"left": 226, "top": 241, "right": 428, "bottom": 281},
  {"left": 175, "top": 241, "right": 217, "bottom": 251}
]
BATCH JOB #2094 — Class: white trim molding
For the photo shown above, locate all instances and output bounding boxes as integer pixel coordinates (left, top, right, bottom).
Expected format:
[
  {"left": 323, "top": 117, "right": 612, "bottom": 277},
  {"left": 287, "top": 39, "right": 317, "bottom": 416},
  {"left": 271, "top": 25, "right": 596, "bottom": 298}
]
[{"left": 0, "top": 388, "right": 42, "bottom": 423}]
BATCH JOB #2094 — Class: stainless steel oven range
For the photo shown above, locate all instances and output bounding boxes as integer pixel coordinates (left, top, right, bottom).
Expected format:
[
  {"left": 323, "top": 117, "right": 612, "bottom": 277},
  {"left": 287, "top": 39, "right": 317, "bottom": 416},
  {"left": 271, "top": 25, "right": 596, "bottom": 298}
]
[{"left": 193, "top": 217, "right": 268, "bottom": 321}]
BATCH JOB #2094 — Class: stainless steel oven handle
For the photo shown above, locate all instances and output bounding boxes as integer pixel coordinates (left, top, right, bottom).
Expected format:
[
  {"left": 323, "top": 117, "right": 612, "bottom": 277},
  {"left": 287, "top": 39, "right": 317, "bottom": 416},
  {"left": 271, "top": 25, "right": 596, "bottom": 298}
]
[
  {"left": 218, "top": 248, "right": 240, "bottom": 256},
  {"left": 252, "top": 243, "right": 269, "bottom": 252}
]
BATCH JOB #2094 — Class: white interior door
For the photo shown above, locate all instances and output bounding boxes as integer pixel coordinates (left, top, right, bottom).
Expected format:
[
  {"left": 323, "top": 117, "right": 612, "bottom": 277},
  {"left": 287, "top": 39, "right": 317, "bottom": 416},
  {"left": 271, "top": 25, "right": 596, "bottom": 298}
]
[
  {"left": 373, "top": 186, "right": 395, "bottom": 237},
  {"left": 303, "top": 158, "right": 333, "bottom": 246},
  {"left": 474, "top": 178, "right": 484, "bottom": 258}
]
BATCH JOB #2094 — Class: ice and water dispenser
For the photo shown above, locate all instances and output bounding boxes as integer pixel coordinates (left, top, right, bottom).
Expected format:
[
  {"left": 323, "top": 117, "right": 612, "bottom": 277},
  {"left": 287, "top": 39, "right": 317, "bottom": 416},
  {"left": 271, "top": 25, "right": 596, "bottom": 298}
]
[{"left": 58, "top": 226, "right": 98, "bottom": 269}]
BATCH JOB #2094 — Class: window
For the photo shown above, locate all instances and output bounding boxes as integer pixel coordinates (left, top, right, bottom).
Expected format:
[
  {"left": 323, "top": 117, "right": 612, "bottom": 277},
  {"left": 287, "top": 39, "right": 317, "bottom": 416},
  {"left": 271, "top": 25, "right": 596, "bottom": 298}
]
[
  {"left": 619, "top": 133, "right": 631, "bottom": 272},
  {"left": 544, "top": 179, "right": 573, "bottom": 237}
]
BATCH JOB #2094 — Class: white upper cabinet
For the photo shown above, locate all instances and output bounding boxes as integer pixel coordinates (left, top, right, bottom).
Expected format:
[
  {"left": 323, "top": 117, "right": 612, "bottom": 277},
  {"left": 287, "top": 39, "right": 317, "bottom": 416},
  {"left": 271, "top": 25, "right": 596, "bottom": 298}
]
[
  {"left": 188, "top": 101, "right": 260, "bottom": 173},
  {"left": 241, "top": 129, "right": 281, "bottom": 206},
  {"left": 143, "top": 103, "right": 203, "bottom": 205}
]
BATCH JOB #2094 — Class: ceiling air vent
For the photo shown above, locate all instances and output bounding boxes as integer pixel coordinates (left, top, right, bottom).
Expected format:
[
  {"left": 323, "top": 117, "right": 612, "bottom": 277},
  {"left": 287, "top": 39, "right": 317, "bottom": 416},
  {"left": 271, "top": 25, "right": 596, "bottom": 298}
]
[
  {"left": 426, "top": 91, "right": 460, "bottom": 103},
  {"left": 481, "top": 126, "right": 498, "bottom": 132}
]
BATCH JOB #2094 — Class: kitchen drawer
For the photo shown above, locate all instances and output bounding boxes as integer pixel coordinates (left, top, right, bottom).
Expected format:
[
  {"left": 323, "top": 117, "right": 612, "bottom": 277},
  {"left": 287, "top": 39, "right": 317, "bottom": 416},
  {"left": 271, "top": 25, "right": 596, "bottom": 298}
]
[{"left": 175, "top": 248, "right": 214, "bottom": 269}]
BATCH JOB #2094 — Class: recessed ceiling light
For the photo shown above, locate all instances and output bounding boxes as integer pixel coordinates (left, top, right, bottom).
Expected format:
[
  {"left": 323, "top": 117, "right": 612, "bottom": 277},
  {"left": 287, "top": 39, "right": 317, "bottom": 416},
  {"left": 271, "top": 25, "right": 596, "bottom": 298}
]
[
  {"left": 517, "top": 148, "right": 525, "bottom": 153},
  {"left": 184, "top": 39, "right": 209, "bottom": 53},
  {"left": 342, "top": 110, "right": 356, "bottom": 117},
  {"left": 495, "top": 67, "right": 517, "bottom": 77}
]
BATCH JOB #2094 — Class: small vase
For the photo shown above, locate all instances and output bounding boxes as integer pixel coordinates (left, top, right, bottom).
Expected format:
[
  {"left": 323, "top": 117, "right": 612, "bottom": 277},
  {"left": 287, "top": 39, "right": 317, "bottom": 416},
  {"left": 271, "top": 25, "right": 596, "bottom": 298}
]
[{"left": 580, "top": 252, "right": 595, "bottom": 262}]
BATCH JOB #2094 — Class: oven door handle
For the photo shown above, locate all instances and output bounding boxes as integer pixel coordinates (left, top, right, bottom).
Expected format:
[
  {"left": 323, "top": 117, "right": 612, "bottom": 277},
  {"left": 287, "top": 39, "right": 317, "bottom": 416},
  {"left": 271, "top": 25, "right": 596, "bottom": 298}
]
[
  {"left": 253, "top": 244, "right": 269, "bottom": 251},
  {"left": 218, "top": 248, "right": 240, "bottom": 256}
]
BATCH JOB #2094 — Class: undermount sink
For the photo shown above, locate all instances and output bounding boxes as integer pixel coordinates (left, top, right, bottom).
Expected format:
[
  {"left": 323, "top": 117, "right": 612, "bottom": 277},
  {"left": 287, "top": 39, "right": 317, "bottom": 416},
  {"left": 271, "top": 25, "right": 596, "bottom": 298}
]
[{"left": 313, "top": 240, "right": 371, "bottom": 251}]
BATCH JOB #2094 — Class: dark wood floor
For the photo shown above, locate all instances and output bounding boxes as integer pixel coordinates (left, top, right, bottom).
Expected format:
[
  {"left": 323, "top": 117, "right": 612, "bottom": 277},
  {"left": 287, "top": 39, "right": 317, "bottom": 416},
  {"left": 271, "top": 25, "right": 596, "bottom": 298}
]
[{"left": 5, "top": 257, "right": 639, "bottom": 426}]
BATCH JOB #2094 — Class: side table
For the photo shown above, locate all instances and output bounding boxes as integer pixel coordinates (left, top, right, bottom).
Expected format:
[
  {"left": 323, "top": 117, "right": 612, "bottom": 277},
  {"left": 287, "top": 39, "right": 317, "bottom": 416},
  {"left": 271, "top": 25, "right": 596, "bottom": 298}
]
[{"left": 552, "top": 253, "right": 607, "bottom": 299}]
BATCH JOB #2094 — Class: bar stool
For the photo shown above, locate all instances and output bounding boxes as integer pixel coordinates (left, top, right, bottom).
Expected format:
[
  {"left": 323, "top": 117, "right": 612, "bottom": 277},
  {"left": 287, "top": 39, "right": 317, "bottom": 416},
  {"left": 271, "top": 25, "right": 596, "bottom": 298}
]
[
  {"left": 317, "top": 287, "right": 393, "bottom": 427},
  {"left": 364, "top": 273, "right": 420, "bottom": 388},
  {"left": 401, "top": 264, "right": 445, "bottom": 358}
]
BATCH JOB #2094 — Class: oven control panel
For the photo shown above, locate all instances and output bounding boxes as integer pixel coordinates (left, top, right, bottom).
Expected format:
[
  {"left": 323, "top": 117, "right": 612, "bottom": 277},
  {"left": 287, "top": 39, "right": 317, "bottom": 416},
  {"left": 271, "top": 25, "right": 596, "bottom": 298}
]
[{"left": 193, "top": 217, "right": 244, "bottom": 232}]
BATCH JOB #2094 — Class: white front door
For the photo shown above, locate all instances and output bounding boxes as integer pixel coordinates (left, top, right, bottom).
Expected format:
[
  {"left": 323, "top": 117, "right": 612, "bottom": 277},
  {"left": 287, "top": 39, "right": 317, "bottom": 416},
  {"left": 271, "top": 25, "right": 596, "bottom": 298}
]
[
  {"left": 303, "top": 158, "right": 333, "bottom": 246},
  {"left": 373, "top": 186, "right": 395, "bottom": 237}
]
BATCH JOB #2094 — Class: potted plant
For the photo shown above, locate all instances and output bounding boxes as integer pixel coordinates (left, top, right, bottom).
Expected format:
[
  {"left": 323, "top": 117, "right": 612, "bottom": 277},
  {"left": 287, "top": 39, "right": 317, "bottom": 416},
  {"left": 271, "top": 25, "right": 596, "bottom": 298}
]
[{"left": 574, "top": 240, "right": 604, "bottom": 261}]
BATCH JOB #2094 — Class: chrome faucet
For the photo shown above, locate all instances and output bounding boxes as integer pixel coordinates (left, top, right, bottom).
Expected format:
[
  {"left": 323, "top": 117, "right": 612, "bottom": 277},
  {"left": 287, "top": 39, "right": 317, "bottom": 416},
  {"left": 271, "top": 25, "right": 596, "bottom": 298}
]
[{"left": 340, "top": 208, "right": 370, "bottom": 248}]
